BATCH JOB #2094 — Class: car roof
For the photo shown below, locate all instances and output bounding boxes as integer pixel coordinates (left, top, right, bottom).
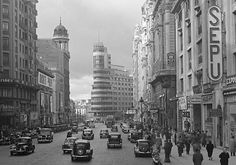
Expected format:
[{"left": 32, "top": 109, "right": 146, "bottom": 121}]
[
  {"left": 84, "top": 128, "right": 92, "bottom": 131},
  {"left": 109, "top": 132, "right": 121, "bottom": 136},
  {"left": 19, "top": 137, "right": 31, "bottom": 139},
  {"left": 66, "top": 137, "right": 77, "bottom": 140},
  {"left": 41, "top": 128, "right": 52, "bottom": 130},
  {"left": 75, "top": 139, "right": 90, "bottom": 144},
  {"left": 137, "top": 139, "right": 149, "bottom": 142}
]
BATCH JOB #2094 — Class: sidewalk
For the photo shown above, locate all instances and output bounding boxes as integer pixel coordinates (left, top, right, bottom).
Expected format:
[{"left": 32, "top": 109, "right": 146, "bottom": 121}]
[{"left": 159, "top": 144, "right": 236, "bottom": 165}]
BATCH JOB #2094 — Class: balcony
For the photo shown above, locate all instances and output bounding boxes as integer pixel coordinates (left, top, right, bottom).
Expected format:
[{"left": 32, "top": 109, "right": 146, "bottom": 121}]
[{"left": 193, "top": 84, "right": 202, "bottom": 94}]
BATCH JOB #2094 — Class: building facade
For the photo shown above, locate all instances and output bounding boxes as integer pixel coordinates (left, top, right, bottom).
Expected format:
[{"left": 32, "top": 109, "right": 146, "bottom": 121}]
[
  {"left": 36, "top": 21, "right": 70, "bottom": 125},
  {"left": 149, "top": 0, "right": 177, "bottom": 129},
  {"left": 0, "top": 0, "right": 38, "bottom": 130},
  {"left": 91, "top": 42, "right": 133, "bottom": 119},
  {"left": 36, "top": 59, "right": 54, "bottom": 127},
  {"left": 171, "top": 0, "right": 234, "bottom": 147}
]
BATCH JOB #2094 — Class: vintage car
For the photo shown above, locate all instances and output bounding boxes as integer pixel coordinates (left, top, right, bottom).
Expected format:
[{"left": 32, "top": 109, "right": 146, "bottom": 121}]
[
  {"left": 71, "top": 139, "right": 93, "bottom": 161},
  {"left": 62, "top": 137, "right": 78, "bottom": 154},
  {"left": 111, "top": 125, "right": 118, "bottom": 132},
  {"left": 82, "top": 129, "right": 94, "bottom": 140},
  {"left": 122, "top": 126, "right": 129, "bottom": 134},
  {"left": 10, "top": 137, "right": 35, "bottom": 155},
  {"left": 71, "top": 126, "right": 78, "bottom": 134},
  {"left": 99, "top": 129, "right": 109, "bottom": 138},
  {"left": 37, "top": 128, "right": 53, "bottom": 143},
  {"left": 107, "top": 132, "right": 122, "bottom": 149},
  {"left": 130, "top": 131, "right": 143, "bottom": 143},
  {"left": 134, "top": 139, "right": 152, "bottom": 157}
]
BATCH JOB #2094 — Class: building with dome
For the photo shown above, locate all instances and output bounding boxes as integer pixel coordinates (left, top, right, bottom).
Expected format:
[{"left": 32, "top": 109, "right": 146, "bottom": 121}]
[{"left": 36, "top": 20, "right": 70, "bottom": 125}]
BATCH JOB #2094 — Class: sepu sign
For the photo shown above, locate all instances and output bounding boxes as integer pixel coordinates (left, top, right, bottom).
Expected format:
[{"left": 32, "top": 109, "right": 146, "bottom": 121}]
[{"left": 208, "top": 6, "right": 222, "bottom": 81}]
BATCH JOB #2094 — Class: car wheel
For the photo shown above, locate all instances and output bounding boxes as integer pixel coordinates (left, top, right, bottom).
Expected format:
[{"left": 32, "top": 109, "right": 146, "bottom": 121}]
[
  {"left": 135, "top": 153, "right": 138, "bottom": 157},
  {"left": 10, "top": 151, "right": 13, "bottom": 156},
  {"left": 107, "top": 145, "right": 110, "bottom": 149},
  {"left": 71, "top": 156, "right": 75, "bottom": 162},
  {"left": 63, "top": 150, "right": 66, "bottom": 154},
  {"left": 32, "top": 149, "right": 34, "bottom": 153}
]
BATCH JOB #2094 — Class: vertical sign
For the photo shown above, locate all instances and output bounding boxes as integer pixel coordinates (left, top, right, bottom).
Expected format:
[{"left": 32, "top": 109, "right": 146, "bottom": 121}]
[{"left": 208, "top": 6, "right": 222, "bottom": 81}]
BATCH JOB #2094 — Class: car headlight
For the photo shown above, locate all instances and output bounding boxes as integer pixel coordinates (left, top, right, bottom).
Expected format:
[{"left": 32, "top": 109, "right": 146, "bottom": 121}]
[
  {"left": 10, "top": 145, "right": 16, "bottom": 149},
  {"left": 86, "top": 149, "right": 91, "bottom": 154},
  {"left": 23, "top": 145, "right": 28, "bottom": 149}
]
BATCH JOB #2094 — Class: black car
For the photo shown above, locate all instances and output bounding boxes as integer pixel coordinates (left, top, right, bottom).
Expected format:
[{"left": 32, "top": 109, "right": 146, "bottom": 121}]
[
  {"left": 37, "top": 128, "right": 53, "bottom": 143},
  {"left": 62, "top": 137, "right": 78, "bottom": 154},
  {"left": 10, "top": 137, "right": 35, "bottom": 156},
  {"left": 100, "top": 129, "right": 109, "bottom": 138},
  {"left": 71, "top": 139, "right": 93, "bottom": 161},
  {"left": 111, "top": 125, "right": 118, "bottom": 132},
  {"left": 71, "top": 126, "right": 78, "bottom": 134},
  {"left": 130, "top": 131, "right": 143, "bottom": 143},
  {"left": 107, "top": 132, "right": 122, "bottom": 149},
  {"left": 82, "top": 129, "right": 94, "bottom": 140},
  {"left": 134, "top": 139, "right": 152, "bottom": 157}
]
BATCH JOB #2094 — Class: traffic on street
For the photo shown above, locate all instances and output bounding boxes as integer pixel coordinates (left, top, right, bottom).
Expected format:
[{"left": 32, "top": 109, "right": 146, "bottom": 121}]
[{"left": 0, "top": 123, "right": 152, "bottom": 165}]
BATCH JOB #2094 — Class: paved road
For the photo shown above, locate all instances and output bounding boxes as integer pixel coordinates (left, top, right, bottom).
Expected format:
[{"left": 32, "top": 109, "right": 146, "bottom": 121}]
[{"left": 0, "top": 123, "right": 152, "bottom": 165}]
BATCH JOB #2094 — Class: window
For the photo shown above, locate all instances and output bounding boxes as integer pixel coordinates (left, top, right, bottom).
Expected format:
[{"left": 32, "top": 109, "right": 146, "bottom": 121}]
[
  {"left": 3, "top": 38, "right": 9, "bottom": 50},
  {"left": 188, "top": 75, "right": 192, "bottom": 90},
  {"left": 178, "top": 11, "right": 182, "bottom": 28},
  {"left": 234, "top": 53, "right": 236, "bottom": 74},
  {"left": 188, "top": 49, "right": 192, "bottom": 70},
  {"left": 2, "top": 22, "right": 9, "bottom": 32},
  {"left": 185, "top": 0, "right": 190, "bottom": 18},
  {"left": 180, "top": 78, "right": 184, "bottom": 92},
  {"left": 2, "top": 6, "right": 9, "bottom": 18},
  {"left": 197, "top": 14, "right": 202, "bottom": 35},
  {"left": 180, "top": 56, "right": 183, "bottom": 74},
  {"left": 180, "top": 34, "right": 183, "bottom": 51},
  {"left": 15, "top": 55, "right": 18, "bottom": 68},
  {"left": 3, "top": 70, "right": 9, "bottom": 78},
  {"left": 3, "top": 53, "right": 10, "bottom": 66},
  {"left": 235, "top": 15, "right": 236, "bottom": 44},
  {"left": 187, "top": 25, "right": 191, "bottom": 43},
  {"left": 197, "top": 41, "right": 202, "bottom": 64}
]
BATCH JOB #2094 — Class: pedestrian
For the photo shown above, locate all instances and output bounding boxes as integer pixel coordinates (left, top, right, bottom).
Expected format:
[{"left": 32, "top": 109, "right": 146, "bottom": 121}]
[
  {"left": 229, "top": 136, "right": 235, "bottom": 156},
  {"left": 193, "top": 148, "right": 203, "bottom": 165},
  {"left": 201, "top": 130, "right": 207, "bottom": 147},
  {"left": 164, "top": 139, "right": 173, "bottom": 162},
  {"left": 219, "top": 147, "right": 230, "bottom": 165},
  {"left": 206, "top": 140, "right": 214, "bottom": 160},
  {"left": 185, "top": 138, "right": 191, "bottom": 155},
  {"left": 177, "top": 140, "right": 184, "bottom": 157}
]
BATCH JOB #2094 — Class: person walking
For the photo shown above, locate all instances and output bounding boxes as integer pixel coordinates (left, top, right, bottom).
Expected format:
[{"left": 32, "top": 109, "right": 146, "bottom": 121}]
[
  {"left": 219, "top": 147, "right": 230, "bottom": 165},
  {"left": 185, "top": 138, "right": 191, "bottom": 155},
  {"left": 206, "top": 140, "right": 214, "bottom": 160},
  {"left": 164, "top": 139, "right": 173, "bottom": 162},
  {"left": 229, "top": 136, "right": 235, "bottom": 156},
  {"left": 177, "top": 139, "right": 184, "bottom": 157},
  {"left": 193, "top": 148, "right": 203, "bottom": 165}
]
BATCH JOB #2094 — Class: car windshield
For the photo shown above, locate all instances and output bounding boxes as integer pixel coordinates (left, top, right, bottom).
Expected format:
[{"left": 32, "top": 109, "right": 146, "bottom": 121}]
[
  {"left": 84, "top": 130, "right": 91, "bottom": 134},
  {"left": 65, "top": 138, "right": 76, "bottom": 144},
  {"left": 17, "top": 138, "right": 29, "bottom": 143},
  {"left": 101, "top": 130, "right": 108, "bottom": 133},
  {"left": 138, "top": 141, "right": 149, "bottom": 147},
  {"left": 75, "top": 143, "right": 89, "bottom": 149},
  {"left": 40, "top": 130, "right": 51, "bottom": 135}
]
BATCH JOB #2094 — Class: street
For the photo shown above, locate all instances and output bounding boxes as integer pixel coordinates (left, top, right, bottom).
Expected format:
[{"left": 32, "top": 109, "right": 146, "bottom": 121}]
[{"left": 0, "top": 123, "right": 152, "bottom": 165}]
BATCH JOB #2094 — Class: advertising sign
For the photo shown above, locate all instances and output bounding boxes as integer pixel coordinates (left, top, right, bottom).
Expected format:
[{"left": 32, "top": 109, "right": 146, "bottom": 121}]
[
  {"left": 178, "top": 96, "right": 187, "bottom": 110},
  {"left": 207, "top": 6, "right": 222, "bottom": 81}
]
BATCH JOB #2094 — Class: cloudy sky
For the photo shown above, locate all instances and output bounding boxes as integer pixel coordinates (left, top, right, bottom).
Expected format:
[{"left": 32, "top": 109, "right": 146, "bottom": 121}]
[{"left": 37, "top": 0, "right": 144, "bottom": 100}]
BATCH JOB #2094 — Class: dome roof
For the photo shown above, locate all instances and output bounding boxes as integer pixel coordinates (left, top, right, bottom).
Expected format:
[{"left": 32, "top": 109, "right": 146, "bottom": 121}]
[{"left": 53, "top": 21, "right": 68, "bottom": 38}]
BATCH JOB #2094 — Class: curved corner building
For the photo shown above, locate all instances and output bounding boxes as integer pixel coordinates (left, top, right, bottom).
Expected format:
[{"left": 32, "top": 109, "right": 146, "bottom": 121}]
[{"left": 91, "top": 42, "right": 113, "bottom": 117}]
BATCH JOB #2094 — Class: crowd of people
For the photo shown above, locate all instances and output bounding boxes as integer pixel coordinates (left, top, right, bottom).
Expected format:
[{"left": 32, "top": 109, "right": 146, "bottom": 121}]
[{"left": 142, "top": 126, "right": 234, "bottom": 165}]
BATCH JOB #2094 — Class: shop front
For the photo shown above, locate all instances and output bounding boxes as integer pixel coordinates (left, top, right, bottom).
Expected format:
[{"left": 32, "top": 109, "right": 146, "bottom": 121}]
[{"left": 223, "top": 74, "right": 236, "bottom": 147}]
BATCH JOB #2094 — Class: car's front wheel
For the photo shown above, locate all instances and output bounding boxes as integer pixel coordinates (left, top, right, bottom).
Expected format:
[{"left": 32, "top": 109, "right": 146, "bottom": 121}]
[
  {"left": 71, "top": 156, "right": 76, "bottom": 161},
  {"left": 10, "top": 151, "right": 13, "bottom": 156}
]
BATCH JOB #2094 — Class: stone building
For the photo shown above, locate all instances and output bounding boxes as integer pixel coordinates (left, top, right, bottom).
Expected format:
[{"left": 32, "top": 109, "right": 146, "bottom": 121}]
[{"left": 0, "top": 0, "right": 38, "bottom": 130}]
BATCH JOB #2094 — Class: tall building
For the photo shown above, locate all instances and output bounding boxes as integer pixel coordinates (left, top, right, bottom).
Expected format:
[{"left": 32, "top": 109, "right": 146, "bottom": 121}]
[
  {"left": 149, "top": 0, "right": 177, "bottom": 129},
  {"left": 91, "top": 42, "right": 133, "bottom": 119},
  {"left": 172, "top": 0, "right": 228, "bottom": 147},
  {"left": 0, "top": 0, "right": 38, "bottom": 130},
  {"left": 36, "top": 21, "right": 70, "bottom": 124}
]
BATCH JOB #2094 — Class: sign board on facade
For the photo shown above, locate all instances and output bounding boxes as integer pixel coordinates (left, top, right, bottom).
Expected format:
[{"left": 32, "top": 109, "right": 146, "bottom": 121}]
[
  {"left": 226, "top": 75, "right": 236, "bottom": 86},
  {"left": 207, "top": 6, "right": 222, "bottom": 81},
  {"left": 178, "top": 96, "right": 187, "bottom": 110},
  {"left": 209, "top": 108, "right": 222, "bottom": 117},
  {"left": 38, "top": 72, "right": 53, "bottom": 88},
  {"left": 182, "top": 111, "right": 190, "bottom": 118}
]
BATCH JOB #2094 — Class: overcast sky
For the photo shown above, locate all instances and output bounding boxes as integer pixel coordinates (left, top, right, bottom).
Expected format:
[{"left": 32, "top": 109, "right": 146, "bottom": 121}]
[{"left": 37, "top": 0, "right": 144, "bottom": 100}]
